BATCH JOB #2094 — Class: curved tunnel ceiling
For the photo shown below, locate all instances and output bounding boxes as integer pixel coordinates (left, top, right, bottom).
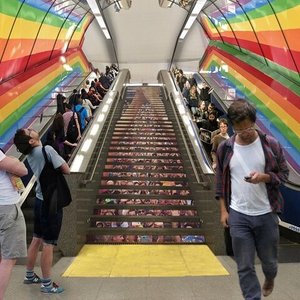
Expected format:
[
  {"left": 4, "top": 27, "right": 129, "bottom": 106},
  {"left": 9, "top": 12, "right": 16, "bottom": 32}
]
[{"left": 200, "top": 0, "right": 300, "bottom": 83}]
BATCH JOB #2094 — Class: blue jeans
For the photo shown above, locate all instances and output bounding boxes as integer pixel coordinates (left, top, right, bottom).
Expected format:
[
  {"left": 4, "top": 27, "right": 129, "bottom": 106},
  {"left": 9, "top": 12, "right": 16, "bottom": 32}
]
[{"left": 229, "top": 209, "right": 279, "bottom": 300}]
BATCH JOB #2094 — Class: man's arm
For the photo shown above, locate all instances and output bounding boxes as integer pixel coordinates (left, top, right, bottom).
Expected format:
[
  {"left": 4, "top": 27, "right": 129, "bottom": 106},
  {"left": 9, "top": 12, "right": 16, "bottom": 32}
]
[
  {"left": 59, "top": 162, "right": 70, "bottom": 175},
  {"left": 0, "top": 156, "right": 28, "bottom": 177}
]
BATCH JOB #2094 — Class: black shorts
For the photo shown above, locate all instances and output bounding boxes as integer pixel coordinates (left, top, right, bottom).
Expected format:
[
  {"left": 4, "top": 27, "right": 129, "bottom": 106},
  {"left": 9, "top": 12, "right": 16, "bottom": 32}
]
[{"left": 33, "top": 198, "right": 63, "bottom": 245}]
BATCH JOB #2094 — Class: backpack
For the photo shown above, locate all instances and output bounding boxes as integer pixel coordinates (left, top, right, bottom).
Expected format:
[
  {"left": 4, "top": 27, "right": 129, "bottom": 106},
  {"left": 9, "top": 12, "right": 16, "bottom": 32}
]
[
  {"left": 66, "top": 112, "right": 79, "bottom": 143},
  {"left": 39, "top": 147, "right": 72, "bottom": 216}
]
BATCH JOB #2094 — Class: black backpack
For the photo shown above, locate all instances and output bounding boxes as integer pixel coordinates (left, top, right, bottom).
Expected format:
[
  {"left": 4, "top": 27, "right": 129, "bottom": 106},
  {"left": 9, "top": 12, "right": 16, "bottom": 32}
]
[
  {"left": 66, "top": 112, "right": 79, "bottom": 143},
  {"left": 39, "top": 147, "right": 72, "bottom": 215}
]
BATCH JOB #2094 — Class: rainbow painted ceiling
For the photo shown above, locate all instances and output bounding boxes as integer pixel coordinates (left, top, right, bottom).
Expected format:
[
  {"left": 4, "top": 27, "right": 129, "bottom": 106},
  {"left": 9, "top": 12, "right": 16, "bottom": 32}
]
[
  {"left": 201, "top": 0, "right": 300, "bottom": 83},
  {"left": 0, "top": 0, "right": 92, "bottom": 81},
  {"left": 0, "top": 0, "right": 93, "bottom": 149},
  {"left": 201, "top": 44, "right": 300, "bottom": 174}
]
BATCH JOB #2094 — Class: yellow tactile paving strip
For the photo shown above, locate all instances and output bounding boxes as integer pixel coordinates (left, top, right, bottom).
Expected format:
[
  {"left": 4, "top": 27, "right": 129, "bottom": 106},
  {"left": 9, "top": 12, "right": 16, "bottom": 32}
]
[{"left": 63, "top": 245, "right": 229, "bottom": 277}]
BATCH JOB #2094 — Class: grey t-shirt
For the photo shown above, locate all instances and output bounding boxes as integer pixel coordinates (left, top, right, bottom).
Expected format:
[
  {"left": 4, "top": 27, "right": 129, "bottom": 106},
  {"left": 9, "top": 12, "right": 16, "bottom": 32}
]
[{"left": 27, "top": 145, "right": 66, "bottom": 200}]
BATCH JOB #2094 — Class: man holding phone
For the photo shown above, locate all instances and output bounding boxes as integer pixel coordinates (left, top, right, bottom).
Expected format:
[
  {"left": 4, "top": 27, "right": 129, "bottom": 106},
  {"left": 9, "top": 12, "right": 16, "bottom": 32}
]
[{"left": 215, "top": 99, "right": 289, "bottom": 299}]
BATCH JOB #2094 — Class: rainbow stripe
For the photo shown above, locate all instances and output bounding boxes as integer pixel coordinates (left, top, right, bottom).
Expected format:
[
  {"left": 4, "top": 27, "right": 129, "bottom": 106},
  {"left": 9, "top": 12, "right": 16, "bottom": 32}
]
[
  {"left": 0, "top": 49, "right": 90, "bottom": 149},
  {"left": 201, "top": 0, "right": 300, "bottom": 82},
  {"left": 200, "top": 45, "right": 300, "bottom": 173},
  {"left": 0, "top": 0, "right": 92, "bottom": 81}
]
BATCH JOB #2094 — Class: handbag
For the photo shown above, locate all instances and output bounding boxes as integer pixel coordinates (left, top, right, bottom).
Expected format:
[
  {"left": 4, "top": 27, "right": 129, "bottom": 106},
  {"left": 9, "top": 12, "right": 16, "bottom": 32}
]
[{"left": 39, "top": 147, "right": 72, "bottom": 215}]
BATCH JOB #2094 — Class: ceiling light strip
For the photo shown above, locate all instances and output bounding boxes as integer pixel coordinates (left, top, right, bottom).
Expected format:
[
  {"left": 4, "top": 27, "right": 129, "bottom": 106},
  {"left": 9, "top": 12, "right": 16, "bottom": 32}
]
[
  {"left": 179, "top": 0, "right": 207, "bottom": 40},
  {"left": 86, "top": 0, "right": 111, "bottom": 39}
]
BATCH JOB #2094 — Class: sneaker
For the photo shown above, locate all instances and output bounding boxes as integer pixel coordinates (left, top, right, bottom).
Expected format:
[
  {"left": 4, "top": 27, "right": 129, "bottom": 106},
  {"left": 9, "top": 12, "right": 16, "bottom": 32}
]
[
  {"left": 41, "top": 282, "right": 64, "bottom": 294},
  {"left": 262, "top": 278, "right": 274, "bottom": 297},
  {"left": 23, "top": 273, "right": 42, "bottom": 284}
]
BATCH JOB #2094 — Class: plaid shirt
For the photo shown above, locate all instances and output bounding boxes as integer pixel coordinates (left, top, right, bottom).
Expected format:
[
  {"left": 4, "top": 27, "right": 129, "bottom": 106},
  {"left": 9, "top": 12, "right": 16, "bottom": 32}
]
[{"left": 215, "top": 130, "right": 289, "bottom": 213}]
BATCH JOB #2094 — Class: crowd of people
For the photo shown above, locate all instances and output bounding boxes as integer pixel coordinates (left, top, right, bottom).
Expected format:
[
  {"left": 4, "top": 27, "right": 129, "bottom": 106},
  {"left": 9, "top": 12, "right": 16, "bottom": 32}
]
[
  {"left": 47, "top": 65, "right": 119, "bottom": 161},
  {"left": 0, "top": 65, "right": 119, "bottom": 298},
  {"left": 173, "top": 68, "right": 229, "bottom": 169}
]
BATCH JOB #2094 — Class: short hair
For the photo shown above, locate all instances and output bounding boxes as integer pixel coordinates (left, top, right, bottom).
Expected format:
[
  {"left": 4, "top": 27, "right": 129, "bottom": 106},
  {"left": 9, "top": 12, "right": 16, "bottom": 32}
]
[
  {"left": 219, "top": 118, "right": 228, "bottom": 126},
  {"left": 227, "top": 99, "right": 256, "bottom": 125},
  {"left": 14, "top": 129, "right": 32, "bottom": 155}
]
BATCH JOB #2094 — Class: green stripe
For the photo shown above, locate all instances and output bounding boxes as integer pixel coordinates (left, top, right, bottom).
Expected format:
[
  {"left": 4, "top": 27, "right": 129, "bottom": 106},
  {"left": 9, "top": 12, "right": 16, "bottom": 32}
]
[
  {"left": 207, "top": 59, "right": 299, "bottom": 151},
  {"left": 1, "top": 0, "right": 84, "bottom": 31}
]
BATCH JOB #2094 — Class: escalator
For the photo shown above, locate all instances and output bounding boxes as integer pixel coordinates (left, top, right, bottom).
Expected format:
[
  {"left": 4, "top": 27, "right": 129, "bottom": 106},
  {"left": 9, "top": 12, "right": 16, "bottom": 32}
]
[{"left": 86, "top": 86, "right": 208, "bottom": 244}]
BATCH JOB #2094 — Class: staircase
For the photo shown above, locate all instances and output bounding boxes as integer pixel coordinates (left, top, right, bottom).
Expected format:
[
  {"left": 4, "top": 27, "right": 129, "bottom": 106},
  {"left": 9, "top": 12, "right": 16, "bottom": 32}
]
[{"left": 86, "top": 86, "right": 205, "bottom": 244}]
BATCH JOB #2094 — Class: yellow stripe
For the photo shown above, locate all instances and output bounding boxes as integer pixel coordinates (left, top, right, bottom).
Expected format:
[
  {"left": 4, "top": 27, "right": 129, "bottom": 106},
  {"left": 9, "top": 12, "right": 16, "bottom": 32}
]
[
  {"left": 63, "top": 245, "right": 229, "bottom": 277},
  {"left": 0, "top": 13, "right": 15, "bottom": 38},
  {"left": 0, "top": 55, "right": 85, "bottom": 123},
  {"left": 0, "top": 67, "right": 63, "bottom": 123},
  {"left": 232, "top": 6, "right": 300, "bottom": 32}
]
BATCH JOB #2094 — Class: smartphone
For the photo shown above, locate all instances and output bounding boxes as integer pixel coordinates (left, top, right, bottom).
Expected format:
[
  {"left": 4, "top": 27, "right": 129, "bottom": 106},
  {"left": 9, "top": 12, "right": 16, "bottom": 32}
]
[{"left": 244, "top": 176, "right": 252, "bottom": 180}]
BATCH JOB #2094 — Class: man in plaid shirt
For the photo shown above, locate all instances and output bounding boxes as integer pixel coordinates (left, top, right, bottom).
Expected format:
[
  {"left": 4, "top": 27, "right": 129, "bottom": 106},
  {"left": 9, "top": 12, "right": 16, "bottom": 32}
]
[{"left": 215, "top": 99, "right": 289, "bottom": 299}]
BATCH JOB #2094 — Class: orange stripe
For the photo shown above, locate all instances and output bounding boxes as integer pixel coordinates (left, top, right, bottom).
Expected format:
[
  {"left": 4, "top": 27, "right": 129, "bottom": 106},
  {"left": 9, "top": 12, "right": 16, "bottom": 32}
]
[
  {"left": 256, "top": 31, "right": 288, "bottom": 49},
  {"left": 0, "top": 51, "right": 87, "bottom": 109},
  {"left": 1, "top": 39, "right": 67, "bottom": 61},
  {"left": 234, "top": 31, "right": 258, "bottom": 43}
]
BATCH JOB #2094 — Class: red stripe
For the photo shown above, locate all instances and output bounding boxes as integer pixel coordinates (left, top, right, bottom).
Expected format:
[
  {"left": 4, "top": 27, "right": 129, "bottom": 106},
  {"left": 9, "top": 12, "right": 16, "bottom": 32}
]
[
  {"left": 207, "top": 46, "right": 300, "bottom": 108},
  {"left": 0, "top": 48, "right": 81, "bottom": 97}
]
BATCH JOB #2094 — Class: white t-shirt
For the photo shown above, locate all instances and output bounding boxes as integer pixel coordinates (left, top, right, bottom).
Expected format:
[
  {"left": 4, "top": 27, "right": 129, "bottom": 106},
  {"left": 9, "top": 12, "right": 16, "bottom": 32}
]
[
  {"left": 0, "top": 151, "right": 20, "bottom": 205},
  {"left": 230, "top": 137, "right": 271, "bottom": 216}
]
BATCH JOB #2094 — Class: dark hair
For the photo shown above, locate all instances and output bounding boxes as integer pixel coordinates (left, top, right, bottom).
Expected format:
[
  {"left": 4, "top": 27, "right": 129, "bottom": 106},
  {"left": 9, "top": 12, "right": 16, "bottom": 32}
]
[
  {"left": 65, "top": 103, "right": 72, "bottom": 110},
  {"left": 13, "top": 129, "right": 32, "bottom": 155},
  {"left": 227, "top": 99, "right": 256, "bottom": 125},
  {"left": 52, "top": 113, "right": 64, "bottom": 132}
]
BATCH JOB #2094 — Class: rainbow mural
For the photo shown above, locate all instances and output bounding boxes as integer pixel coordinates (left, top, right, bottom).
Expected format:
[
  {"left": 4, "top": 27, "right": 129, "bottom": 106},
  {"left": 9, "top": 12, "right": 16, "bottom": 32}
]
[
  {"left": 0, "top": 49, "right": 91, "bottom": 150},
  {"left": 0, "top": 0, "right": 93, "bottom": 149},
  {"left": 199, "top": 44, "right": 300, "bottom": 228},
  {"left": 201, "top": 0, "right": 300, "bottom": 83},
  {"left": 0, "top": 0, "right": 92, "bottom": 81},
  {"left": 200, "top": 45, "right": 300, "bottom": 174}
]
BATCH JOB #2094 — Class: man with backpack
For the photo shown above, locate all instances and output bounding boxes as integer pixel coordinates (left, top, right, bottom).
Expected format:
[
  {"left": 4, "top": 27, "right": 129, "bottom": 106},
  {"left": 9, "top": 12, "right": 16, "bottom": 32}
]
[
  {"left": 14, "top": 128, "right": 70, "bottom": 294},
  {"left": 74, "top": 97, "right": 90, "bottom": 133}
]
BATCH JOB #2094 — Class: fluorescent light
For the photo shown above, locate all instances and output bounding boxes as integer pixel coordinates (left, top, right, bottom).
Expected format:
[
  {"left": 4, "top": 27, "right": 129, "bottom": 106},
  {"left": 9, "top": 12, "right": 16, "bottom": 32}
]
[
  {"left": 180, "top": 0, "right": 207, "bottom": 40},
  {"left": 124, "top": 83, "right": 143, "bottom": 86},
  {"left": 86, "top": 0, "right": 101, "bottom": 14},
  {"left": 178, "top": 104, "right": 185, "bottom": 114},
  {"left": 82, "top": 138, "right": 92, "bottom": 152},
  {"left": 70, "top": 154, "right": 84, "bottom": 172},
  {"left": 101, "top": 104, "right": 109, "bottom": 113},
  {"left": 147, "top": 83, "right": 164, "bottom": 86},
  {"left": 117, "top": 1, "right": 123, "bottom": 9},
  {"left": 95, "top": 15, "right": 106, "bottom": 28},
  {"left": 192, "top": 0, "right": 207, "bottom": 15},
  {"left": 106, "top": 97, "right": 113, "bottom": 104},
  {"left": 86, "top": 0, "right": 111, "bottom": 39},
  {"left": 185, "top": 15, "right": 197, "bottom": 29},
  {"left": 179, "top": 29, "right": 188, "bottom": 39},
  {"left": 97, "top": 113, "right": 105, "bottom": 122},
  {"left": 102, "top": 28, "right": 111, "bottom": 39},
  {"left": 188, "top": 126, "right": 195, "bottom": 137},
  {"left": 90, "top": 124, "right": 99, "bottom": 136}
]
